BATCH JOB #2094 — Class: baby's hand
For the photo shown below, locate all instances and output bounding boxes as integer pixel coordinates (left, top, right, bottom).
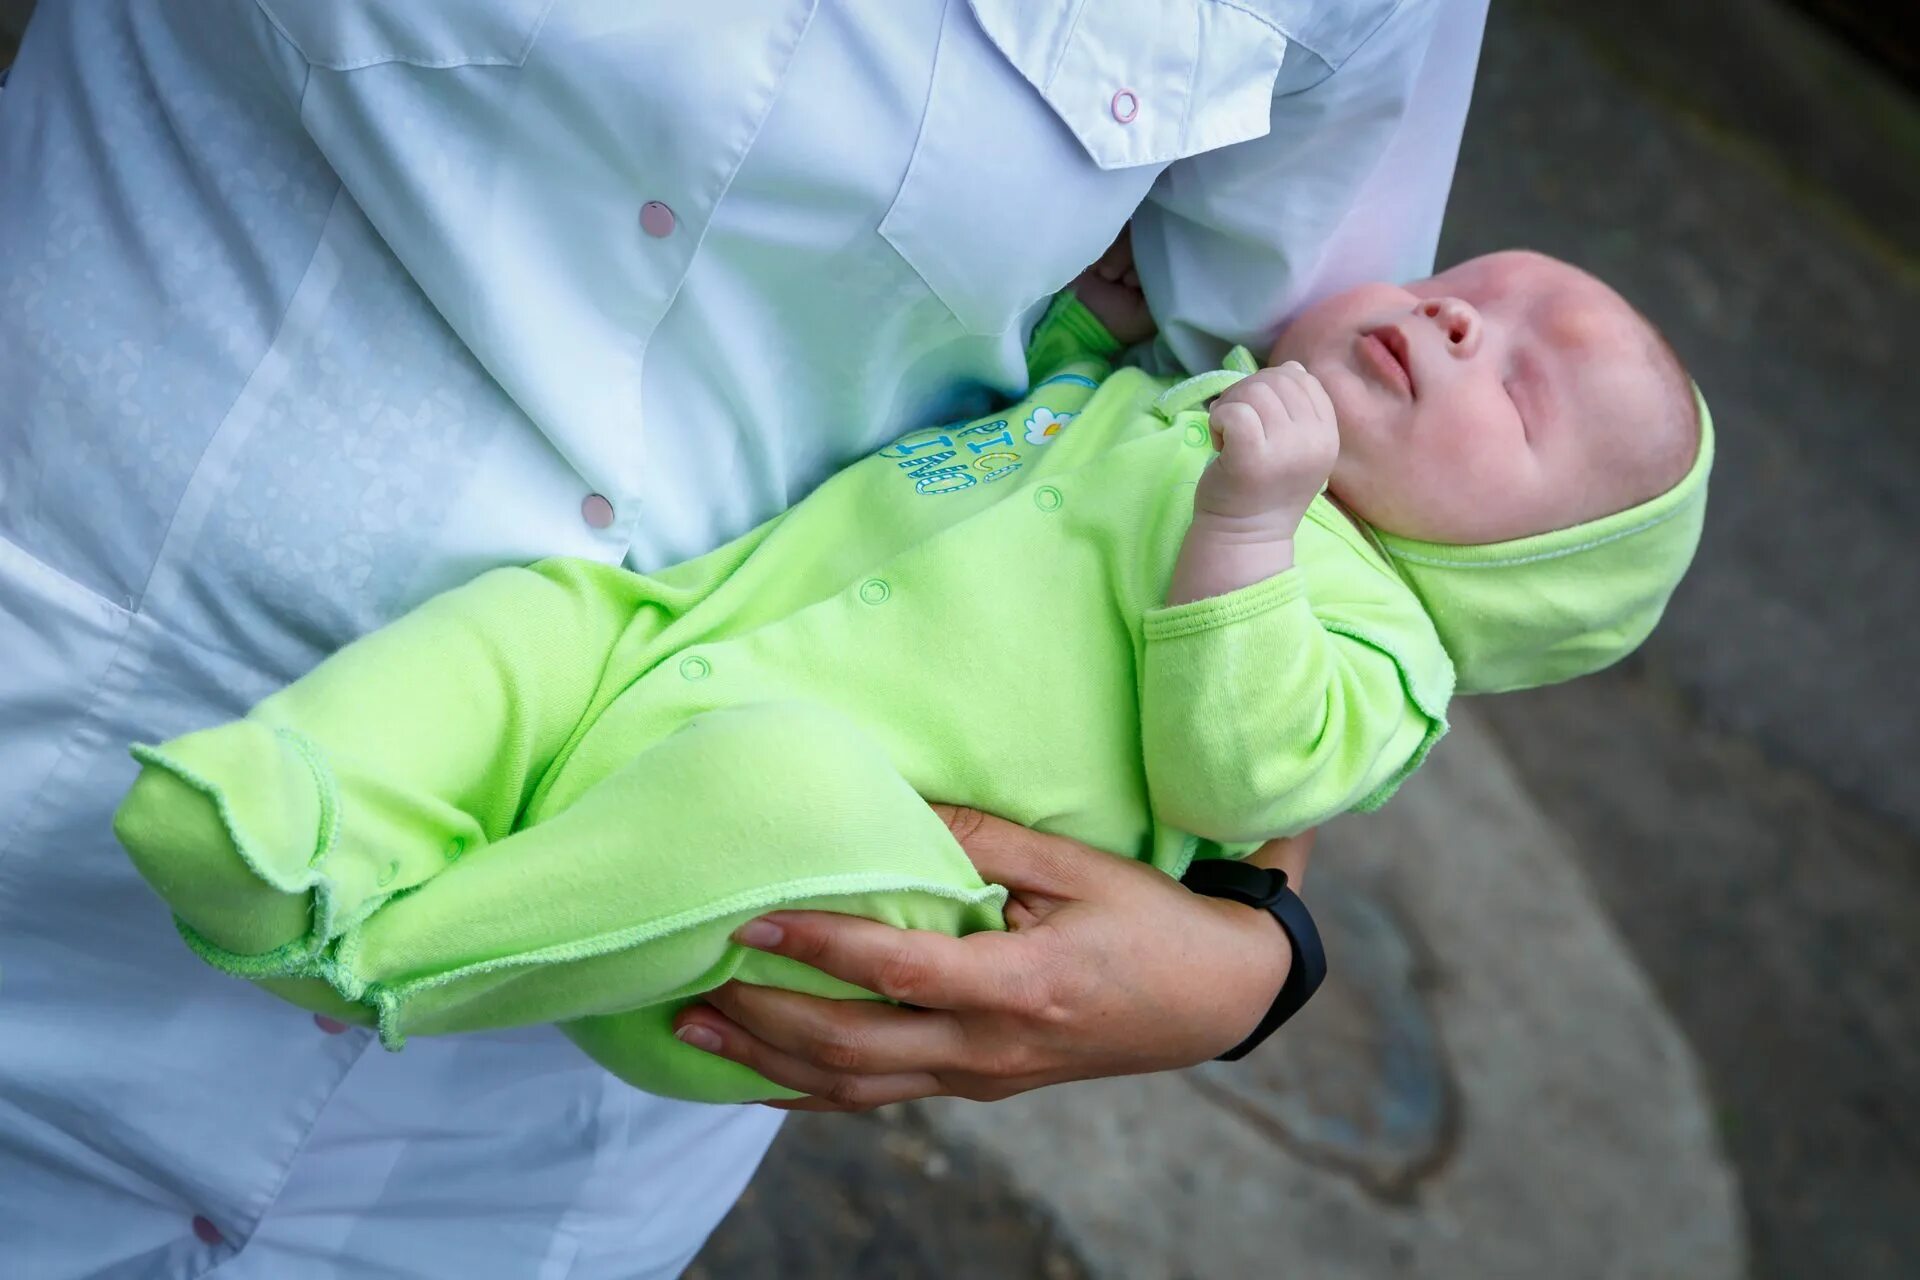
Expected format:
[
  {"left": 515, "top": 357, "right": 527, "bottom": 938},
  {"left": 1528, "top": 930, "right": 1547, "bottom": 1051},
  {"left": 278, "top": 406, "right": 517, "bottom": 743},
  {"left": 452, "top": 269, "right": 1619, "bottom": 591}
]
[{"left": 1196, "top": 362, "right": 1339, "bottom": 532}]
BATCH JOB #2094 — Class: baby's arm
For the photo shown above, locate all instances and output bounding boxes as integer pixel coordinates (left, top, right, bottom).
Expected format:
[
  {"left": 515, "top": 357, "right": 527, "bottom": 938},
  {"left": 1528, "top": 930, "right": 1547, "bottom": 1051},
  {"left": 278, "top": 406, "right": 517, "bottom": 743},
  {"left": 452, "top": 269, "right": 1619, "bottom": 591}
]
[
  {"left": 1143, "top": 367, "right": 1443, "bottom": 843},
  {"left": 1168, "top": 362, "right": 1339, "bottom": 606}
]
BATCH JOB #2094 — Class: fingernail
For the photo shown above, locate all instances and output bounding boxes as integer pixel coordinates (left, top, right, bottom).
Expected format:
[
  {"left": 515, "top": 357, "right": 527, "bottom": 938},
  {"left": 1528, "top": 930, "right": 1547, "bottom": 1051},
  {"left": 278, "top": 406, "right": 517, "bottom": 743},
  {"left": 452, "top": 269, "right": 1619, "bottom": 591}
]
[
  {"left": 675, "top": 1024, "right": 723, "bottom": 1053},
  {"left": 734, "top": 919, "right": 784, "bottom": 949}
]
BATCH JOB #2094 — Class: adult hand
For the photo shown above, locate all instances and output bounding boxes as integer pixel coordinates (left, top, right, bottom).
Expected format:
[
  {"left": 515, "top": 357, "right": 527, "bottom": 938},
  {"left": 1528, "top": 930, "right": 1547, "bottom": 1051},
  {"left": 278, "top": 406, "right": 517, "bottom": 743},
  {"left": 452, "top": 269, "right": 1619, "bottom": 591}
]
[
  {"left": 1071, "top": 224, "right": 1157, "bottom": 346},
  {"left": 671, "top": 808, "right": 1313, "bottom": 1111}
]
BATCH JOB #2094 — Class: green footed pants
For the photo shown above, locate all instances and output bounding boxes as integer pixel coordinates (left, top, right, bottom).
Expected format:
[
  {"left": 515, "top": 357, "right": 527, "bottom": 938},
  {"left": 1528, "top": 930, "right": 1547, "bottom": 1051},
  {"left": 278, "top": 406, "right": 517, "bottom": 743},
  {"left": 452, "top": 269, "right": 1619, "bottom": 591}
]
[{"left": 114, "top": 561, "right": 1007, "bottom": 1103}]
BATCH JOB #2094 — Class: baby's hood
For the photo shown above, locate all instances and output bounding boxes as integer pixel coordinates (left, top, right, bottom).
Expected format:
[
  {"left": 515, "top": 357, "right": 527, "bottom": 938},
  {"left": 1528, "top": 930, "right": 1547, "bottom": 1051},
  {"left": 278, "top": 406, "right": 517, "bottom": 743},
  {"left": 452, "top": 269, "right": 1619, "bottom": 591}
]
[{"left": 1372, "top": 387, "right": 1715, "bottom": 696}]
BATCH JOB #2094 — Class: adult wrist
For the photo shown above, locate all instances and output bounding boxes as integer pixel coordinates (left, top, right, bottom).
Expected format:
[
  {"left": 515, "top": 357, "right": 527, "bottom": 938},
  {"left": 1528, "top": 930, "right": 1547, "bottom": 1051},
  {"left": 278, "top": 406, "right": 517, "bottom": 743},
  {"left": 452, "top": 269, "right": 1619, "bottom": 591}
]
[
  {"left": 1182, "top": 860, "right": 1327, "bottom": 1061},
  {"left": 1222, "top": 893, "right": 1295, "bottom": 1030}
]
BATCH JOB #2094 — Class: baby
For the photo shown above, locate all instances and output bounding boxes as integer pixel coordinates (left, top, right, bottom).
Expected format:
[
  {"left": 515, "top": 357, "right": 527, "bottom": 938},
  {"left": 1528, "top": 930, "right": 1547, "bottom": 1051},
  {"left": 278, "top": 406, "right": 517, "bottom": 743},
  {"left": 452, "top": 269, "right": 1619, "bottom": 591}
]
[{"left": 112, "top": 249, "right": 1712, "bottom": 1103}]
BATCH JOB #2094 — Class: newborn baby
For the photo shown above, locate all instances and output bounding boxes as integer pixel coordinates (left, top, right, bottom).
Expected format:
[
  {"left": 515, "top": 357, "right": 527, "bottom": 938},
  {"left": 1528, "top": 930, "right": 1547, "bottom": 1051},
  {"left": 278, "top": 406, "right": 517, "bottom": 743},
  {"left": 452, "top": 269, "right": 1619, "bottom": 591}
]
[{"left": 113, "top": 250, "right": 1712, "bottom": 1102}]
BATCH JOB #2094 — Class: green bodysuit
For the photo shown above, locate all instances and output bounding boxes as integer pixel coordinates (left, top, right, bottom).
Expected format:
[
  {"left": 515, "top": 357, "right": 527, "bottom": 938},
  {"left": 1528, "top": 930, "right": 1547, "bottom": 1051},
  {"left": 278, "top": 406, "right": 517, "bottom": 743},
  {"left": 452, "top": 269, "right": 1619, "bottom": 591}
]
[{"left": 114, "top": 295, "right": 1711, "bottom": 1102}]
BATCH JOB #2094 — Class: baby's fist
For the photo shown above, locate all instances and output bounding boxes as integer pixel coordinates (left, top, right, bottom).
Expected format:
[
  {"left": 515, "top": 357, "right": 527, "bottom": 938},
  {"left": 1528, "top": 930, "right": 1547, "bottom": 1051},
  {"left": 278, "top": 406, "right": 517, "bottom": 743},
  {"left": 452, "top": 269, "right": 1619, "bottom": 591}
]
[{"left": 1197, "top": 362, "right": 1339, "bottom": 529}]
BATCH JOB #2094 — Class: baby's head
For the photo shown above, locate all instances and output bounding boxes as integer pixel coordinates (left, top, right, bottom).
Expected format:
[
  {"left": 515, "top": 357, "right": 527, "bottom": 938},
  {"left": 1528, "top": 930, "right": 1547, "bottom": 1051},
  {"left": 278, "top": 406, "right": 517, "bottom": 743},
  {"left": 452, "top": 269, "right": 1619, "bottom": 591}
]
[
  {"left": 1271, "top": 249, "right": 1699, "bottom": 544},
  {"left": 1271, "top": 250, "right": 1712, "bottom": 694}
]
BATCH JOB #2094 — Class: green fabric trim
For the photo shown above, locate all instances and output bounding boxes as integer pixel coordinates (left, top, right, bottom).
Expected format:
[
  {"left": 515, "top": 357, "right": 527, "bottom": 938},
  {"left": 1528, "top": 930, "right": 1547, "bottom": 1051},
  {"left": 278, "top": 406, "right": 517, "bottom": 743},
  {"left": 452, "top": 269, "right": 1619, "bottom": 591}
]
[
  {"left": 352, "top": 874, "right": 1009, "bottom": 1051},
  {"left": 1050, "top": 291, "right": 1124, "bottom": 357},
  {"left": 1153, "top": 368, "right": 1247, "bottom": 420},
  {"left": 127, "top": 736, "right": 334, "bottom": 962},
  {"left": 1026, "top": 291, "right": 1123, "bottom": 384},
  {"left": 1142, "top": 569, "right": 1305, "bottom": 640}
]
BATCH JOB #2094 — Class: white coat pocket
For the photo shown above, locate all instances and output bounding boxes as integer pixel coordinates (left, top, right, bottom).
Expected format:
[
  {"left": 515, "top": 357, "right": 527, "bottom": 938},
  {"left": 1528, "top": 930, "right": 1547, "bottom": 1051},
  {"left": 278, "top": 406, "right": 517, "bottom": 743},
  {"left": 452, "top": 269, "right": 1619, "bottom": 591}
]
[
  {"left": 251, "top": 0, "right": 555, "bottom": 71},
  {"left": 881, "top": 0, "right": 1291, "bottom": 337}
]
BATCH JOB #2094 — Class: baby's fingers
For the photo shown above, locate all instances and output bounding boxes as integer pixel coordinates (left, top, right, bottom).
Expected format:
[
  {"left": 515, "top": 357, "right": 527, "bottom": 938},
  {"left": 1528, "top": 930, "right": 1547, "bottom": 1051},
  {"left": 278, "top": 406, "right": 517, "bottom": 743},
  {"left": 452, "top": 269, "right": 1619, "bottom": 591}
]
[
  {"left": 1208, "top": 400, "right": 1262, "bottom": 454},
  {"left": 1298, "top": 367, "right": 1336, "bottom": 425},
  {"left": 1270, "top": 363, "right": 1319, "bottom": 426}
]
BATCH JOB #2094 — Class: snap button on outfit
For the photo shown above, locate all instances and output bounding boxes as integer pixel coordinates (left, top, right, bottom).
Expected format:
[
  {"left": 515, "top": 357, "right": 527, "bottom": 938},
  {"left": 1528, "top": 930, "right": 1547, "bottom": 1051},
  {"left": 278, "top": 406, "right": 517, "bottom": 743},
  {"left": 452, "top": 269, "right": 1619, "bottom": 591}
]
[
  {"left": 444, "top": 836, "right": 466, "bottom": 862},
  {"left": 1033, "top": 486, "right": 1063, "bottom": 511},
  {"left": 1184, "top": 422, "right": 1210, "bottom": 447},
  {"left": 859, "top": 578, "right": 890, "bottom": 605},
  {"left": 314, "top": 1014, "right": 351, "bottom": 1035},
  {"left": 639, "top": 201, "right": 677, "bottom": 237},
  {"left": 1111, "top": 89, "right": 1139, "bottom": 124},
  {"left": 679, "top": 655, "right": 710, "bottom": 681},
  {"left": 581, "top": 493, "right": 616, "bottom": 529},
  {"left": 191, "top": 1215, "right": 224, "bottom": 1246}
]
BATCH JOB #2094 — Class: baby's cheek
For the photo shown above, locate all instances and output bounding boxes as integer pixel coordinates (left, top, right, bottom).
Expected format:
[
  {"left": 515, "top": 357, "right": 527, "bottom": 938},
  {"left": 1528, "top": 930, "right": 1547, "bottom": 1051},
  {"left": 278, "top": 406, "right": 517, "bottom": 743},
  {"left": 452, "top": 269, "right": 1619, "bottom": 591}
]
[{"left": 1317, "top": 364, "right": 1379, "bottom": 444}]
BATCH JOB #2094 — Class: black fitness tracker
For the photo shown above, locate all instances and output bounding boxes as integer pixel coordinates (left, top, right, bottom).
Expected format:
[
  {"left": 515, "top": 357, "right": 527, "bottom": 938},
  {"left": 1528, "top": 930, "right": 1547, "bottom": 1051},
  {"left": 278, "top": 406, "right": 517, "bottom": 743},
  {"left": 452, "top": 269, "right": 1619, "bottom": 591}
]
[{"left": 1180, "top": 858, "right": 1327, "bottom": 1062}]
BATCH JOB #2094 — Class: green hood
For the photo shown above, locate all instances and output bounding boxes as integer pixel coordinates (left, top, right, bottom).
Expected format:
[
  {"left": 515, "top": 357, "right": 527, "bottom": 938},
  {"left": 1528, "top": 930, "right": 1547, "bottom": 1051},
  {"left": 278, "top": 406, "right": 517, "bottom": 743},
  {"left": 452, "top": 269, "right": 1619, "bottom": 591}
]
[{"left": 1372, "top": 388, "right": 1714, "bottom": 695}]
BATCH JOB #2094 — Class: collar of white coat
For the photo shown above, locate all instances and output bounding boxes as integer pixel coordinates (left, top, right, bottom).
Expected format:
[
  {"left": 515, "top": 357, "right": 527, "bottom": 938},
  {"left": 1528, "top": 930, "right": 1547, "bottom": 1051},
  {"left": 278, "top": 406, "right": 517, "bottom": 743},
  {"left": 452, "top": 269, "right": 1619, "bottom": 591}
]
[{"left": 965, "top": 0, "right": 1408, "bottom": 171}]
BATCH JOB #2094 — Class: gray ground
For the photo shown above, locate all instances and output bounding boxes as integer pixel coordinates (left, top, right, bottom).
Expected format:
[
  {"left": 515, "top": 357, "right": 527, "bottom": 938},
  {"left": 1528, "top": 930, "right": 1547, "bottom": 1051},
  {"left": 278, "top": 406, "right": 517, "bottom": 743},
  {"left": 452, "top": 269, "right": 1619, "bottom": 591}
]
[{"left": 696, "top": 3, "right": 1920, "bottom": 1277}]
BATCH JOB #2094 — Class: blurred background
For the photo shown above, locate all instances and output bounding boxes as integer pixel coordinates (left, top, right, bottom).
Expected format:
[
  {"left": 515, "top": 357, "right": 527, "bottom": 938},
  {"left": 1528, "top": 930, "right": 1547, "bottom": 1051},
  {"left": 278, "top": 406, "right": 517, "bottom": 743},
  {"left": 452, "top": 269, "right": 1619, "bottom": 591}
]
[{"left": 4, "top": 1, "right": 1913, "bottom": 1277}]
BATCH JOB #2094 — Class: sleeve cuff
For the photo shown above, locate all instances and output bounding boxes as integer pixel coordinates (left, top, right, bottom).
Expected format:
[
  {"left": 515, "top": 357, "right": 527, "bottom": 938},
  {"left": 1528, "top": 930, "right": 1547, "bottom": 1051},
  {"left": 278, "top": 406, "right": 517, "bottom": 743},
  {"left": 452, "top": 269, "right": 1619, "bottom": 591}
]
[
  {"left": 1047, "top": 291, "right": 1125, "bottom": 357},
  {"left": 1143, "top": 569, "right": 1306, "bottom": 641}
]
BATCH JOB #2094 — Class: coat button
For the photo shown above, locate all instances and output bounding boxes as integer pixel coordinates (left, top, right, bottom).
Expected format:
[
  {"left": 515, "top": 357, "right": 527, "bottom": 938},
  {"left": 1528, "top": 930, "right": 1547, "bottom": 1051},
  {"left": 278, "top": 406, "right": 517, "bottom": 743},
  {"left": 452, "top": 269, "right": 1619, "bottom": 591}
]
[
  {"left": 858, "top": 578, "right": 890, "bottom": 605},
  {"left": 1111, "top": 89, "right": 1139, "bottom": 124},
  {"left": 191, "top": 1215, "right": 225, "bottom": 1246},
  {"left": 679, "top": 655, "right": 710, "bottom": 681},
  {"left": 640, "top": 201, "right": 677, "bottom": 237},
  {"left": 1185, "top": 422, "right": 1210, "bottom": 447},
  {"left": 1033, "top": 486, "right": 1063, "bottom": 512},
  {"left": 581, "top": 493, "right": 616, "bottom": 529}
]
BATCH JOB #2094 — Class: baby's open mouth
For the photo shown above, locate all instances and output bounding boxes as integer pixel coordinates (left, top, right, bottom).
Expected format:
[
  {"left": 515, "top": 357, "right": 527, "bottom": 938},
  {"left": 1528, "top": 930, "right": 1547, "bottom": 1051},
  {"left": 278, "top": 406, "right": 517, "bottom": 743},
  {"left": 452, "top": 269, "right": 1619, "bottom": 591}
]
[{"left": 1358, "top": 325, "right": 1415, "bottom": 397}]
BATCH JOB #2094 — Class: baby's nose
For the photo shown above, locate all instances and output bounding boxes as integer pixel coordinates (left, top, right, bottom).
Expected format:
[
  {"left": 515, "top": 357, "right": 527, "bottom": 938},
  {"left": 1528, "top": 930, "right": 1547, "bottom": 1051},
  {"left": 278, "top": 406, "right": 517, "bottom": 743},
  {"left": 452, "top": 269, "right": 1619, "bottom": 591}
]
[{"left": 1418, "top": 296, "right": 1482, "bottom": 357}]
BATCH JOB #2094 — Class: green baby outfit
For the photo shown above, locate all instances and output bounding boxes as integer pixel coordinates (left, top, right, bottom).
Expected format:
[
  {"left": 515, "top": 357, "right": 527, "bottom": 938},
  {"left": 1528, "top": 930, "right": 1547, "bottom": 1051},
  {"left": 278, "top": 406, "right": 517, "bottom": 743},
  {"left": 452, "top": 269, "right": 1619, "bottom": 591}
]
[{"left": 112, "top": 296, "right": 1707, "bottom": 1103}]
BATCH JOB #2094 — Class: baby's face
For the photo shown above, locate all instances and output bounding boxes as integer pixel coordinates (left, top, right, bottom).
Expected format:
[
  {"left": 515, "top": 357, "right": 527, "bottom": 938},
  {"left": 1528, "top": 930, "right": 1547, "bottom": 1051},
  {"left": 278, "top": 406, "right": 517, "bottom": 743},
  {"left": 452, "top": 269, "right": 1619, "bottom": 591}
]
[{"left": 1271, "top": 250, "right": 1685, "bottom": 544}]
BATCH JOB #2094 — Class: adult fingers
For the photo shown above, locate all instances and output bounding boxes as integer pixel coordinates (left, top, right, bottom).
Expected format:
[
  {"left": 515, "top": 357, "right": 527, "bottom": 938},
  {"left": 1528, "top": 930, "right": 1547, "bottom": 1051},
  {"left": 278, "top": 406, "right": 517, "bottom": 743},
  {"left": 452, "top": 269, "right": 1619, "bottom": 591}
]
[
  {"left": 1249, "top": 827, "right": 1316, "bottom": 887},
  {"left": 1094, "top": 224, "right": 1133, "bottom": 279},
  {"left": 671, "top": 1003, "right": 942, "bottom": 1109},
  {"left": 928, "top": 803, "right": 1119, "bottom": 899},
  {"left": 697, "top": 980, "right": 970, "bottom": 1076},
  {"left": 729, "top": 906, "right": 1037, "bottom": 1011}
]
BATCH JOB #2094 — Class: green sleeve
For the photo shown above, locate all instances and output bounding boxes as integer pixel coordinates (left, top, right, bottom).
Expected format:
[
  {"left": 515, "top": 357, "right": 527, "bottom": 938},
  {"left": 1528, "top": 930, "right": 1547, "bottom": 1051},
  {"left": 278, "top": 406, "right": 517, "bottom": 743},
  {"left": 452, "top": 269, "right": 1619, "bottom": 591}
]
[
  {"left": 1139, "top": 570, "right": 1445, "bottom": 844},
  {"left": 1024, "top": 291, "right": 1123, "bottom": 386},
  {"left": 113, "top": 558, "right": 639, "bottom": 960}
]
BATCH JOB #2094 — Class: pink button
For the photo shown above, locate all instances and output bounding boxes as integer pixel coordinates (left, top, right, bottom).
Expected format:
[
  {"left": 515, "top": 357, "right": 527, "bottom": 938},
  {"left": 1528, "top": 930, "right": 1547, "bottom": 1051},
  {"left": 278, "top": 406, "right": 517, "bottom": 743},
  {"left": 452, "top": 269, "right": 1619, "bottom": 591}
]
[
  {"left": 192, "top": 1215, "right": 225, "bottom": 1246},
  {"left": 581, "top": 493, "right": 616, "bottom": 529},
  {"left": 314, "top": 1014, "right": 350, "bottom": 1035},
  {"left": 1111, "top": 88, "right": 1139, "bottom": 124},
  {"left": 639, "top": 201, "right": 676, "bottom": 238}
]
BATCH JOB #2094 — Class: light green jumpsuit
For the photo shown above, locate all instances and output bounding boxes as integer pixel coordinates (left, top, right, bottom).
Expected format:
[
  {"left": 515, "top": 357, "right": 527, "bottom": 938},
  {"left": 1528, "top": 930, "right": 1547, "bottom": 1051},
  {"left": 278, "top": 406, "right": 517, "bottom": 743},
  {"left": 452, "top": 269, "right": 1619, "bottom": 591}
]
[{"left": 117, "top": 295, "right": 1619, "bottom": 1103}]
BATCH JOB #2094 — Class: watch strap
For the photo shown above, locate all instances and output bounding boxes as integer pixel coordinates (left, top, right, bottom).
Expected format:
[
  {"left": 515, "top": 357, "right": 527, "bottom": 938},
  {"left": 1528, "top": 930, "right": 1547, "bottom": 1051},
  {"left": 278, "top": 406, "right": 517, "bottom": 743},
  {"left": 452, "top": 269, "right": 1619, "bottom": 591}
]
[{"left": 1180, "top": 858, "right": 1327, "bottom": 1062}]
